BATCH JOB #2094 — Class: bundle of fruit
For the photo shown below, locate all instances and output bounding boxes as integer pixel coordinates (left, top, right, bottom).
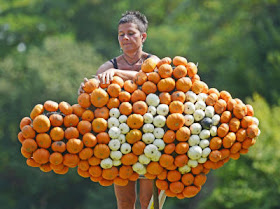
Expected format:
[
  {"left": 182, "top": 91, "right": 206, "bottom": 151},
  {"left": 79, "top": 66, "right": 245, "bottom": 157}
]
[
  {"left": 18, "top": 101, "right": 96, "bottom": 174},
  {"left": 18, "top": 56, "right": 260, "bottom": 199}
]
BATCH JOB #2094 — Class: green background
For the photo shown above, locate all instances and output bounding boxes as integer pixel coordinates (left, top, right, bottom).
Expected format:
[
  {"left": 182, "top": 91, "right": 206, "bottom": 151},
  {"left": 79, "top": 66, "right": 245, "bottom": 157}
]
[{"left": 0, "top": 0, "right": 279, "bottom": 208}]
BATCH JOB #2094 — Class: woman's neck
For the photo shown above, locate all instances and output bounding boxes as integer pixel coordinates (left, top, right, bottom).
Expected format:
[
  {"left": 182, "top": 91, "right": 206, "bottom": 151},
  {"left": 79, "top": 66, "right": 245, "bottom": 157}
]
[{"left": 122, "top": 48, "right": 143, "bottom": 64}]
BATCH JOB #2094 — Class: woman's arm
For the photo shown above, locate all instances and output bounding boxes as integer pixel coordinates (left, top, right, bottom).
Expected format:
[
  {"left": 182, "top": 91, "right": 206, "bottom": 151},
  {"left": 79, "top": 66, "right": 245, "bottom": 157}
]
[
  {"left": 97, "top": 61, "right": 138, "bottom": 84},
  {"left": 97, "top": 55, "right": 160, "bottom": 84},
  {"left": 78, "top": 55, "right": 160, "bottom": 94},
  {"left": 78, "top": 61, "right": 135, "bottom": 94},
  {"left": 114, "top": 69, "right": 138, "bottom": 81}
]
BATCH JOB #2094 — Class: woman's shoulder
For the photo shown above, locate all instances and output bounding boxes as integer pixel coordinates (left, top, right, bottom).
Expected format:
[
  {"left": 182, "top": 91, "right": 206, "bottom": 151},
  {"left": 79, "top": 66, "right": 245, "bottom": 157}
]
[
  {"left": 144, "top": 53, "right": 160, "bottom": 62},
  {"left": 111, "top": 53, "right": 159, "bottom": 62},
  {"left": 97, "top": 60, "right": 115, "bottom": 74}
]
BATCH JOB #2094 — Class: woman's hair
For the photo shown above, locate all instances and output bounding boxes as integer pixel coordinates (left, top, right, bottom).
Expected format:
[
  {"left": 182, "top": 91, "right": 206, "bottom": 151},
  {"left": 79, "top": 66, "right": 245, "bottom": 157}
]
[{"left": 119, "top": 11, "right": 148, "bottom": 33}]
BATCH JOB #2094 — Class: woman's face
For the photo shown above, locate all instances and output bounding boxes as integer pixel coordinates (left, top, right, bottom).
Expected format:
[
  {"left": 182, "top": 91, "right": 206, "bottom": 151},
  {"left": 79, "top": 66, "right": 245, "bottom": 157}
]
[{"left": 118, "top": 23, "right": 146, "bottom": 53}]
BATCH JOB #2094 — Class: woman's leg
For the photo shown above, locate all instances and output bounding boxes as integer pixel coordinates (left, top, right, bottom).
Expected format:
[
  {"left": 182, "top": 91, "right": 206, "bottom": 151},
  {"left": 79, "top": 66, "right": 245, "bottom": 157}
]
[
  {"left": 114, "top": 180, "right": 136, "bottom": 209},
  {"left": 139, "top": 179, "right": 153, "bottom": 209}
]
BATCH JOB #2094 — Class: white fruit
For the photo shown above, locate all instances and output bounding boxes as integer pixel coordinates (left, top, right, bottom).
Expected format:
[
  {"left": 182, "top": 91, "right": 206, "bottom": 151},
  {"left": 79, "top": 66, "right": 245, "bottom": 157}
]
[
  {"left": 205, "top": 106, "right": 215, "bottom": 118},
  {"left": 118, "top": 115, "right": 128, "bottom": 123},
  {"left": 197, "top": 157, "right": 207, "bottom": 164},
  {"left": 257, "top": 129, "right": 261, "bottom": 137},
  {"left": 188, "top": 135, "right": 200, "bottom": 146},
  {"left": 110, "top": 150, "right": 122, "bottom": 160},
  {"left": 153, "top": 139, "right": 165, "bottom": 151},
  {"left": 199, "top": 139, "right": 210, "bottom": 148},
  {"left": 190, "top": 123, "right": 202, "bottom": 135},
  {"left": 136, "top": 167, "right": 147, "bottom": 175},
  {"left": 184, "top": 114, "right": 194, "bottom": 126},
  {"left": 156, "top": 104, "right": 169, "bottom": 116},
  {"left": 193, "top": 109, "right": 205, "bottom": 121},
  {"left": 120, "top": 143, "right": 131, "bottom": 154},
  {"left": 118, "top": 134, "right": 126, "bottom": 144},
  {"left": 108, "top": 127, "right": 121, "bottom": 139},
  {"left": 148, "top": 106, "right": 157, "bottom": 116},
  {"left": 195, "top": 101, "right": 206, "bottom": 110},
  {"left": 151, "top": 151, "right": 161, "bottom": 162},
  {"left": 146, "top": 93, "right": 160, "bottom": 107},
  {"left": 142, "top": 123, "right": 155, "bottom": 133},
  {"left": 153, "top": 127, "right": 164, "bottom": 138},
  {"left": 143, "top": 113, "right": 154, "bottom": 124},
  {"left": 139, "top": 154, "right": 151, "bottom": 165},
  {"left": 153, "top": 115, "right": 166, "bottom": 128},
  {"left": 133, "top": 162, "right": 146, "bottom": 173},
  {"left": 113, "top": 160, "right": 122, "bottom": 167},
  {"left": 202, "top": 147, "right": 211, "bottom": 157},
  {"left": 210, "top": 126, "right": 217, "bottom": 136},
  {"left": 178, "top": 165, "right": 191, "bottom": 174},
  {"left": 197, "top": 93, "right": 208, "bottom": 102},
  {"left": 144, "top": 144, "right": 158, "bottom": 158},
  {"left": 187, "top": 160, "right": 198, "bottom": 168},
  {"left": 109, "top": 108, "right": 120, "bottom": 118},
  {"left": 142, "top": 133, "right": 155, "bottom": 144},
  {"left": 108, "top": 139, "right": 121, "bottom": 151},
  {"left": 212, "top": 114, "right": 220, "bottom": 126},
  {"left": 108, "top": 117, "right": 120, "bottom": 128},
  {"left": 186, "top": 91, "right": 197, "bottom": 103},
  {"left": 133, "top": 163, "right": 147, "bottom": 175},
  {"left": 119, "top": 123, "right": 130, "bottom": 134},
  {"left": 188, "top": 145, "right": 203, "bottom": 160},
  {"left": 252, "top": 117, "right": 259, "bottom": 126},
  {"left": 184, "top": 102, "right": 195, "bottom": 114},
  {"left": 100, "top": 158, "right": 113, "bottom": 169},
  {"left": 199, "top": 129, "right": 211, "bottom": 139}
]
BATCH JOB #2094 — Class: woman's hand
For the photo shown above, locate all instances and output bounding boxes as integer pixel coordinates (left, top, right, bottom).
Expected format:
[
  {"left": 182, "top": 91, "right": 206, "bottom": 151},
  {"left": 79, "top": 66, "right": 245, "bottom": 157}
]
[
  {"left": 77, "top": 77, "right": 89, "bottom": 95},
  {"left": 97, "top": 68, "right": 116, "bottom": 84}
]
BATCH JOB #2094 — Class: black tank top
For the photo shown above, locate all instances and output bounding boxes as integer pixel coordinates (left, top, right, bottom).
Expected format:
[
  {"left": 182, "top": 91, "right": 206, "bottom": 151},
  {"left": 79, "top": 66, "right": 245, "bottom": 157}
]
[{"left": 109, "top": 54, "right": 152, "bottom": 69}]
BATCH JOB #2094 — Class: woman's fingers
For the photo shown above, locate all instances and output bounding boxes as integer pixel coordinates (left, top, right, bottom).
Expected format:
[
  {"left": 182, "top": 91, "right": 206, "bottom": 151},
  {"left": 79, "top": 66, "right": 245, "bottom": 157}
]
[
  {"left": 98, "top": 70, "right": 115, "bottom": 84},
  {"left": 109, "top": 71, "right": 114, "bottom": 82},
  {"left": 78, "top": 84, "right": 84, "bottom": 95},
  {"left": 77, "top": 77, "right": 89, "bottom": 95},
  {"left": 106, "top": 73, "right": 111, "bottom": 84},
  {"left": 97, "top": 73, "right": 103, "bottom": 83},
  {"left": 101, "top": 73, "right": 106, "bottom": 84}
]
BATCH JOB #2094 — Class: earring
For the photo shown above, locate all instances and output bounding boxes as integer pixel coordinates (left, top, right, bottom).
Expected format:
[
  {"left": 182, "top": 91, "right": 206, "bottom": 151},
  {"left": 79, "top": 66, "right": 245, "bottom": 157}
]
[
  {"left": 142, "top": 41, "right": 145, "bottom": 49},
  {"left": 120, "top": 47, "right": 123, "bottom": 53}
]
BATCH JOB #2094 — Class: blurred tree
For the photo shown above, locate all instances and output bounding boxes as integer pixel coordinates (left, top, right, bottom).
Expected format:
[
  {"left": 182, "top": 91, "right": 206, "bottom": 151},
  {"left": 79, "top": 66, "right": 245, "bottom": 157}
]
[
  {"left": 0, "top": 0, "right": 74, "bottom": 57},
  {"left": 148, "top": 0, "right": 280, "bottom": 104},
  {"left": 0, "top": 0, "right": 195, "bottom": 59}
]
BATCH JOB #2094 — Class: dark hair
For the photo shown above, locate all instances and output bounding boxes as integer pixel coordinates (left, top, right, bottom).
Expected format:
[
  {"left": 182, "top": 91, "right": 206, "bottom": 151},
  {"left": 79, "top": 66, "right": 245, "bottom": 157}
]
[{"left": 119, "top": 11, "right": 148, "bottom": 33}]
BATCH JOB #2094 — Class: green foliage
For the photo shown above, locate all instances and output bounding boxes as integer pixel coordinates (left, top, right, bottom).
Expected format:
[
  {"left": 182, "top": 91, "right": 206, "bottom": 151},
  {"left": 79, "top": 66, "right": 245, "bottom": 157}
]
[{"left": 147, "top": 0, "right": 280, "bottom": 103}]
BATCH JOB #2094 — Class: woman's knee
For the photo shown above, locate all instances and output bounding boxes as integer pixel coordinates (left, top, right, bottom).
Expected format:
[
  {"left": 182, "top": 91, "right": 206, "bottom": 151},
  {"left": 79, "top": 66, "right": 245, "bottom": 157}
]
[
  {"left": 114, "top": 182, "right": 136, "bottom": 209},
  {"left": 139, "top": 195, "right": 151, "bottom": 209},
  {"left": 116, "top": 193, "right": 136, "bottom": 209},
  {"left": 139, "top": 179, "right": 153, "bottom": 209},
  {"left": 115, "top": 190, "right": 136, "bottom": 205},
  {"left": 117, "top": 198, "right": 136, "bottom": 209}
]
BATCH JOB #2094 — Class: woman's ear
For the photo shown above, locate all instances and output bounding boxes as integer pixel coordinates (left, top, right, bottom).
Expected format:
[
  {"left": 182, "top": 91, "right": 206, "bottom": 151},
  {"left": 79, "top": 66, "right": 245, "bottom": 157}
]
[{"left": 141, "top": 33, "right": 147, "bottom": 43}]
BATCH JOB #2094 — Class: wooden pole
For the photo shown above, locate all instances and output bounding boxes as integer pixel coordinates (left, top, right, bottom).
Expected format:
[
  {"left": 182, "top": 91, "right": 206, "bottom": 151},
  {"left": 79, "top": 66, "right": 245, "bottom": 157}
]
[{"left": 153, "top": 179, "right": 159, "bottom": 209}]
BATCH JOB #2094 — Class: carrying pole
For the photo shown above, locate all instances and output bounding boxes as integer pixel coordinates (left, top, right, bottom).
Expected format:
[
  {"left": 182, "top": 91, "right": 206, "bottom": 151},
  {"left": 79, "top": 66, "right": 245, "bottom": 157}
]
[{"left": 148, "top": 180, "right": 167, "bottom": 209}]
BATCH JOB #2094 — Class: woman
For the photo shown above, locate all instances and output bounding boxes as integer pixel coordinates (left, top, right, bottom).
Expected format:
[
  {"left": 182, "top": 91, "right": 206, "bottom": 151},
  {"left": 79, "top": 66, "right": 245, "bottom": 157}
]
[{"left": 79, "top": 11, "right": 160, "bottom": 209}]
